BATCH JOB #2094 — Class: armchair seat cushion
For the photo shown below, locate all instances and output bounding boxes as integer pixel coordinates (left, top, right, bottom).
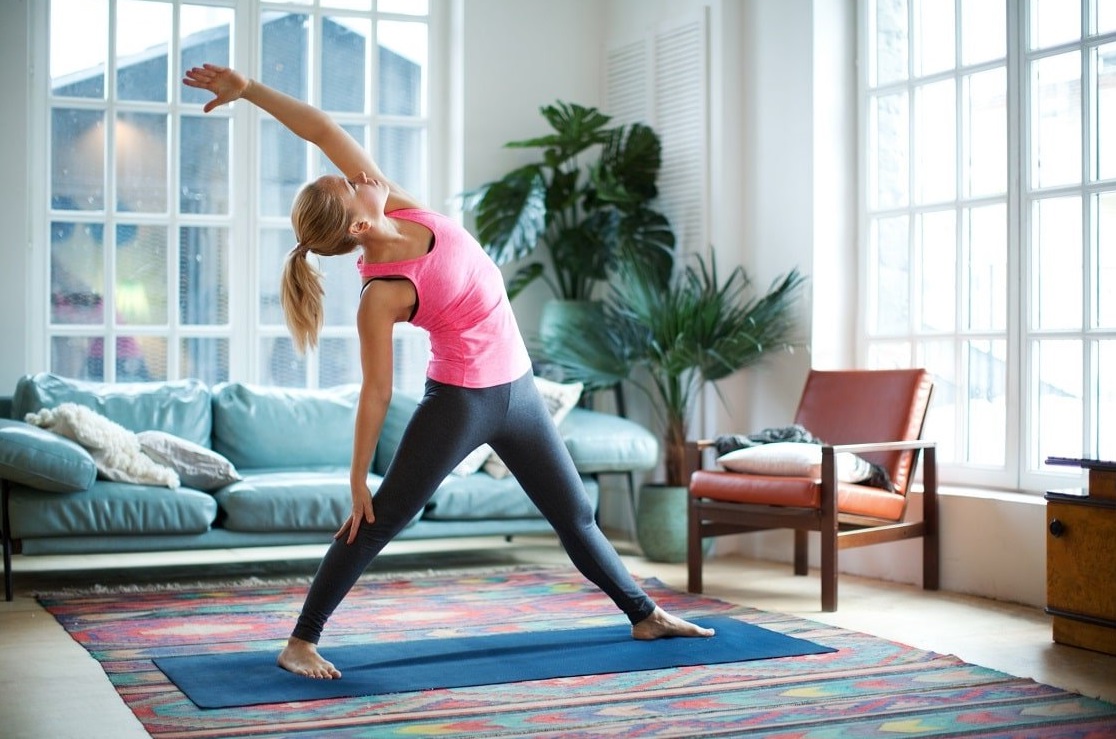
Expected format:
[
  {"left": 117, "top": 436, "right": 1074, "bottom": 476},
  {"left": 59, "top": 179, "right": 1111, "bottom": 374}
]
[{"left": 690, "top": 469, "right": 906, "bottom": 521}]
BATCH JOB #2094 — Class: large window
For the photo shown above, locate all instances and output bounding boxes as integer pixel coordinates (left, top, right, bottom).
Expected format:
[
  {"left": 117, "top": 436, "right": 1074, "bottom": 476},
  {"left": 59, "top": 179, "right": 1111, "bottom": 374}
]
[
  {"left": 862, "top": 0, "right": 1116, "bottom": 491},
  {"left": 44, "top": 0, "right": 433, "bottom": 391}
]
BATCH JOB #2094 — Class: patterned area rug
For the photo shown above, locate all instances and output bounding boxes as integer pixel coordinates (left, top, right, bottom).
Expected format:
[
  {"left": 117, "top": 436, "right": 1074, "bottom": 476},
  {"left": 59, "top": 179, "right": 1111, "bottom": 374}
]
[{"left": 38, "top": 566, "right": 1116, "bottom": 738}]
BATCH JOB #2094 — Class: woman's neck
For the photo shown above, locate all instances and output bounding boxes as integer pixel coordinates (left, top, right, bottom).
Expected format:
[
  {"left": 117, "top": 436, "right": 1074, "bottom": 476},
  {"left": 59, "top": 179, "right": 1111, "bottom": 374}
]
[{"left": 360, "top": 216, "right": 432, "bottom": 264}]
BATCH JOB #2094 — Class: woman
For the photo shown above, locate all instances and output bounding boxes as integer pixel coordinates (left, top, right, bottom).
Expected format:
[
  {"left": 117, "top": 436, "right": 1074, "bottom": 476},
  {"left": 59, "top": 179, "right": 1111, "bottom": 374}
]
[{"left": 183, "top": 64, "right": 713, "bottom": 680}]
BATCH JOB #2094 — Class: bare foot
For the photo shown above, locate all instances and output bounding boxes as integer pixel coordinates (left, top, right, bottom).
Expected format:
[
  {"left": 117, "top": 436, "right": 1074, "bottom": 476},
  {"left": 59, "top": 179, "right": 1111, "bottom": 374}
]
[
  {"left": 631, "top": 607, "right": 715, "bottom": 640},
  {"left": 277, "top": 636, "right": 342, "bottom": 679}
]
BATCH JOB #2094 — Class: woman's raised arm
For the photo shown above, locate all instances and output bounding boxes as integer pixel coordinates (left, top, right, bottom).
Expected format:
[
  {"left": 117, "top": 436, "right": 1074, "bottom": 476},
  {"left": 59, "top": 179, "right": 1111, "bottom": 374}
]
[{"left": 183, "top": 64, "right": 420, "bottom": 209}]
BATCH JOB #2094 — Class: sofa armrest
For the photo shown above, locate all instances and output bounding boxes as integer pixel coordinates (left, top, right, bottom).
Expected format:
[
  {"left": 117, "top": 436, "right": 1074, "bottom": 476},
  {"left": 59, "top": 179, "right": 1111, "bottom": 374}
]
[
  {"left": 0, "top": 419, "right": 96, "bottom": 493},
  {"left": 558, "top": 408, "right": 658, "bottom": 474}
]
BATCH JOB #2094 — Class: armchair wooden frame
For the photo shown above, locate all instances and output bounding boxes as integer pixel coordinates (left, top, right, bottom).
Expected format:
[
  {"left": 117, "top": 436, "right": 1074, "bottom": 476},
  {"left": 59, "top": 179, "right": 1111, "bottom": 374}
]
[{"left": 687, "top": 369, "right": 938, "bottom": 612}]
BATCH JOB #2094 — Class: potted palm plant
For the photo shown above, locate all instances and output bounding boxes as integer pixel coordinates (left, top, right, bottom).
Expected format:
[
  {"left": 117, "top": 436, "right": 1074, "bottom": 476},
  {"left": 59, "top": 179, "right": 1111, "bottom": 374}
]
[
  {"left": 462, "top": 101, "right": 676, "bottom": 349},
  {"left": 540, "top": 250, "right": 806, "bottom": 561}
]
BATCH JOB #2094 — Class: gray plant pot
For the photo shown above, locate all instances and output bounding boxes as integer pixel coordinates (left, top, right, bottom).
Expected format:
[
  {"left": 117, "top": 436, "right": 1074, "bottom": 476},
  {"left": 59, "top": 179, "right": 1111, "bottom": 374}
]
[{"left": 636, "top": 484, "right": 712, "bottom": 564}]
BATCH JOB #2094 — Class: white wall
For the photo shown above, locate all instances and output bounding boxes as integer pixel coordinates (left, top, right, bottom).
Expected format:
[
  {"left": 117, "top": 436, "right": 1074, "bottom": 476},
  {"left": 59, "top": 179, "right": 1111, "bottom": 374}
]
[
  {"left": 459, "top": 0, "right": 607, "bottom": 337},
  {"left": 0, "top": 0, "right": 32, "bottom": 393}
]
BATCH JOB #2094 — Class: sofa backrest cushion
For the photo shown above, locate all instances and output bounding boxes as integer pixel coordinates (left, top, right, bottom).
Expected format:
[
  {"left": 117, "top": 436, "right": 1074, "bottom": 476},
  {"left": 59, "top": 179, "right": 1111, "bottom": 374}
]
[
  {"left": 12, "top": 373, "right": 212, "bottom": 447},
  {"left": 211, "top": 382, "right": 361, "bottom": 470},
  {"left": 373, "top": 391, "right": 420, "bottom": 475}
]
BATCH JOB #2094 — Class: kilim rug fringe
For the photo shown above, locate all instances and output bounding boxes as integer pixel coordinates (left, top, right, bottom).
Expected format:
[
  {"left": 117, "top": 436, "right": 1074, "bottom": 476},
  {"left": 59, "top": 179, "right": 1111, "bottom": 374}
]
[{"left": 33, "top": 562, "right": 564, "bottom": 598}]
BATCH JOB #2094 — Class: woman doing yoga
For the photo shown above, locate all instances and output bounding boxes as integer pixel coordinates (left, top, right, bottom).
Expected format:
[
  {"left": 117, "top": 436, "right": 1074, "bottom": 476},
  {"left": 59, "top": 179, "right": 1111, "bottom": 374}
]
[{"left": 183, "top": 64, "right": 713, "bottom": 679}]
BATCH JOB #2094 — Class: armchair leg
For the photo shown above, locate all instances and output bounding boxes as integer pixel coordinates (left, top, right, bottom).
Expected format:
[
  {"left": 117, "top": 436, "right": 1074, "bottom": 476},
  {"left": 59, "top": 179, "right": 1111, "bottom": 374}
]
[
  {"left": 687, "top": 497, "right": 703, "bottom": 594},
  {"left": 820, "top": 532, "right": 837, "bottom": 612},
  {"left": 922, "top": 447, "right": 940, "bottom": 591},
  {"left": 793, "top": 530, "right": 808, "bottom": 575}
]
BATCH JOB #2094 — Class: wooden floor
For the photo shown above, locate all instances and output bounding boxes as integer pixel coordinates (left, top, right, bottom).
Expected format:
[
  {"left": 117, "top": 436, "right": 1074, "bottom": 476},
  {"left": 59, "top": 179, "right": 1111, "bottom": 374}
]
[{"left": 2, "top": 534, "right": 1114, "bottom": 739}]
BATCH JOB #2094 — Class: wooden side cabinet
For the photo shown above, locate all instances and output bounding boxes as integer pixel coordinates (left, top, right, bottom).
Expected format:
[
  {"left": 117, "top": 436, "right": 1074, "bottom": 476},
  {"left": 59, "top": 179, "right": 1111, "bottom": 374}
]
[{"left": 1046, "top": 492, "right": 1116, "bottom": 656}]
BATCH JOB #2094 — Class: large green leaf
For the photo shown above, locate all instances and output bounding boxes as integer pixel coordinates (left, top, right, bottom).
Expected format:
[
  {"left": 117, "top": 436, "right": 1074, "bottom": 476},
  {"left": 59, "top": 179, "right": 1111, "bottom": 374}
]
[
  {"left": 471, "top": 166, "right": 548, "bottom": 265},
  {"left": 504, "top": 262, "right": 547, "bottom": 301},
  {"left": 595, "top": 123, "right": 662, "bottom": 204},
  {"left": 508, "top": 102, "right": 614, "bottom": 165},
  {"left": 615, "top": 209, "right": 675, "bottom": 289},
  {"left": 548, "top": 217, "right": 615, "bottom": 300}
]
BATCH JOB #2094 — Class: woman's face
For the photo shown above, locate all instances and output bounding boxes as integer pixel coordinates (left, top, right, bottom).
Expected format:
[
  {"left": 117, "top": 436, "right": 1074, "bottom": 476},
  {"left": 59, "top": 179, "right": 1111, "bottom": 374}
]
[{"left": 332, "top": 171, "right": 389, "bottom": 221}]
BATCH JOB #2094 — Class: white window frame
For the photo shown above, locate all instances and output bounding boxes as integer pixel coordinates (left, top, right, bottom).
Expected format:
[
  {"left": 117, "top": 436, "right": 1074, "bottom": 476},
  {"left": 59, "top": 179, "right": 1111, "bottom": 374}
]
[
  {"left": 29, "top": 0, "right": 451, "bottom": 389},
  {"left": 859, "top": 0, "right": 1116, "bottom": 493}
]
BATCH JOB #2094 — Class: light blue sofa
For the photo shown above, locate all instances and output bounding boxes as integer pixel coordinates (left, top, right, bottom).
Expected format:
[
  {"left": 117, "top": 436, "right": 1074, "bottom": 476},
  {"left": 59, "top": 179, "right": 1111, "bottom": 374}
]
[{"left": 0, "top": 373, "right": 658, "bottom": 599}]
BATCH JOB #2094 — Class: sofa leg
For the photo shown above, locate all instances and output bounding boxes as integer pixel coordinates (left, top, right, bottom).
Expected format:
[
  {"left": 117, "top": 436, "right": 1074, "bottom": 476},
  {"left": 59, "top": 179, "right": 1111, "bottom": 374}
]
[{"left": 2, "top": 480, "right": 12, "bottom": 602}]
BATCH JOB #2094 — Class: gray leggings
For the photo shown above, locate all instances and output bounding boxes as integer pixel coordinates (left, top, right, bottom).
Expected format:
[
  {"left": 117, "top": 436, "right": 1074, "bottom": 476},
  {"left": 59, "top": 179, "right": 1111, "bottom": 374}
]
[{"left": 290, "top": 371, "right": 657, "bottom": 643}]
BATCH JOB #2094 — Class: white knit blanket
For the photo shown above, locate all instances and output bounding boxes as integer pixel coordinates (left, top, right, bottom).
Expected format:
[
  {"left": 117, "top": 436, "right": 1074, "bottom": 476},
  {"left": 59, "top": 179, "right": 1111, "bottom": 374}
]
[{"left": 25, "top": 403, "right": 180, "bottom": 488}]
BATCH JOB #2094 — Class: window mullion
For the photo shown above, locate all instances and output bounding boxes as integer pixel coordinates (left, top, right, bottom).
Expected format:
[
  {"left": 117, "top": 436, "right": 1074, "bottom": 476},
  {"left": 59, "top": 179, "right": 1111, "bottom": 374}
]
[
  {"left": 1006, "top": 0, "right": 1026, "bottom": 487},
  {"left": 231, "top": 0, "right": 260, "bottom": 382},
  {"left": 102, "top": 0, "right": 118, "bottom": 381},
  {"left": 1080, "top": 8, "right": 1094, "bottom": 458}
]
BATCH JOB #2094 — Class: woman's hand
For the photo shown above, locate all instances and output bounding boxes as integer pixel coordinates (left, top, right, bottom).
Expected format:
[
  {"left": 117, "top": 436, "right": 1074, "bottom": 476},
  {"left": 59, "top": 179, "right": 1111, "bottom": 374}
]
[
  {"left": 182, "top": 63, "right": 251, "bottom": 113},
  {"left": 335, "top": 482, "right": 376, "bottom": 544}
]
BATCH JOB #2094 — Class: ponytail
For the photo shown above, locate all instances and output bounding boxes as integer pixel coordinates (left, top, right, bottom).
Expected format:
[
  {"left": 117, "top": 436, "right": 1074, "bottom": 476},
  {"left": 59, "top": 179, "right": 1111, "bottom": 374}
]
[
  {"left": 280, "top": 245, "right": 324, "bottom": 355},
  {"left": 281, "top": 178, "right": 361, "bottom": 354}
]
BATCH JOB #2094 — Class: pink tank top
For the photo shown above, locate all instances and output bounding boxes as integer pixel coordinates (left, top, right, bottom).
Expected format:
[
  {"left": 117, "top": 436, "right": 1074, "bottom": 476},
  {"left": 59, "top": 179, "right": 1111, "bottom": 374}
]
[{"left": 356, "top": 208, "right": 532, "bottom": 388}]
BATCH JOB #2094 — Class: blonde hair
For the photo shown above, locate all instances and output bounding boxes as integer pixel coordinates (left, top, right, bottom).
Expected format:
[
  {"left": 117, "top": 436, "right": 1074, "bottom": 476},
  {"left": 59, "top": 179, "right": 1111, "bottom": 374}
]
[{"left": 280, "top": 178, "right": 360, "bottom": 354}]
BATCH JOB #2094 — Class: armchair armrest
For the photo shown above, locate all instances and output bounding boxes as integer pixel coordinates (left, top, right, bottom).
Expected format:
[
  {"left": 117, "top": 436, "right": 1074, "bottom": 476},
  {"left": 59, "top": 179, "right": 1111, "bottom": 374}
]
[
  {"left": 698, "top": 438, "right": 936, "bottom": 454},
  {"left": 824, "top": 439, "right": 936, "bottom": 455}
]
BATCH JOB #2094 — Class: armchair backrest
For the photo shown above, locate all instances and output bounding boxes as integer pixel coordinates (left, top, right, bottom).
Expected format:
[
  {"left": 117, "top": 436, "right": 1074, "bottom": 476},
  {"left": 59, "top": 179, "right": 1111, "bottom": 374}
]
[{"left": 793, "top": 369, "right": 933, "bottom": 496}]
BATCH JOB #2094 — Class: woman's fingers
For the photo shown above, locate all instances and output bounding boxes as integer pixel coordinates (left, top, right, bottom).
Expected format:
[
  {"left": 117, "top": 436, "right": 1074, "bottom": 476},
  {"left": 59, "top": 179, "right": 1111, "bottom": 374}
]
[{"left": 182, "top": 65, "right": 243, "bottom": 113}]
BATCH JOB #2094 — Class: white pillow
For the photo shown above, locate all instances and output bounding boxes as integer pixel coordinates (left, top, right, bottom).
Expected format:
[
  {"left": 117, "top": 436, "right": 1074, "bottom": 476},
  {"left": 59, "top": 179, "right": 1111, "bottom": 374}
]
[
  {"left": 137, "top": 430, "right": 242, "bottom": 491},
  {"left": 451, "top": 443, "right": 494, "bottom": 476},
  {"left": 24, "top": 403, "right": 180, "bottom": 488},
  {"left": 717, "top": 441, "right": 873, "bottom": 483},
  {"left": 531, "top": 375, "right": 585, "bottom": 425},
  {"left": 483, "top": 376, "right": 584, "bottom": 479}
]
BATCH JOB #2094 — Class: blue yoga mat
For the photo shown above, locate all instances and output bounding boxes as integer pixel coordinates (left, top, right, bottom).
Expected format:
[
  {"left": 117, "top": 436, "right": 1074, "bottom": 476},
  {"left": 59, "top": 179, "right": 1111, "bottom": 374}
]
[{"left": 155, "top": 615, "right": 834, "bottom": 708}]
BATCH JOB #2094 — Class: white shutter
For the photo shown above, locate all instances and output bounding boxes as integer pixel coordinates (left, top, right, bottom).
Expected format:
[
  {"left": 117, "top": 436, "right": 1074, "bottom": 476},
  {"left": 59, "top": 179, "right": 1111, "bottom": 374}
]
[
  {"left": 607, "top": 13, "right": 709, "bottom": 259},
  {"left": 606, "top": 39, "right": 650, "bottom": 124}
]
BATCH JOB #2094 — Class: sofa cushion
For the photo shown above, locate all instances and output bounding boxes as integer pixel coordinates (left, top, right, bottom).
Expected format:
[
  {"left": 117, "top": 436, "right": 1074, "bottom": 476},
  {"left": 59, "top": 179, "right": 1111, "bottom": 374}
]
[
  {"left": 373, "top": 391, "right": 421, "bottom": 475},
  {"left": 0, "top": 419, "right": 97, "bottom": 493},
  {"left": 6, "top": 481, "right": 217, "bottom": 538},
  {"left": 211, "top": 383, "right": 360, "bottom": 470},
  {"left": 424, "top": 474, "right": 599, "bottom": 520},
  {"left": 215, "top": 470, "right": 423, "bottom": 532},
  {"left": 557, "top": 408, "right": 659, "bottom": 473},
  {"left": 483, "top": 376, "right": 584, "bottom": 479},
  {"left": 12, "top": 373, "right": 212, "bottom": 446},
  {"left": 214, "top": 471, "right": 357, "bottom": 532}
]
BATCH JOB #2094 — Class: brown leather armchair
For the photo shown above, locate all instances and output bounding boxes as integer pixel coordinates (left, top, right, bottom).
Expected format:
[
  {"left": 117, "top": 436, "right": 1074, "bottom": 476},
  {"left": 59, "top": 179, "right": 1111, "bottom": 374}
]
[{"left": 687, "top": 368, "right": 938, "bottom": 611}]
